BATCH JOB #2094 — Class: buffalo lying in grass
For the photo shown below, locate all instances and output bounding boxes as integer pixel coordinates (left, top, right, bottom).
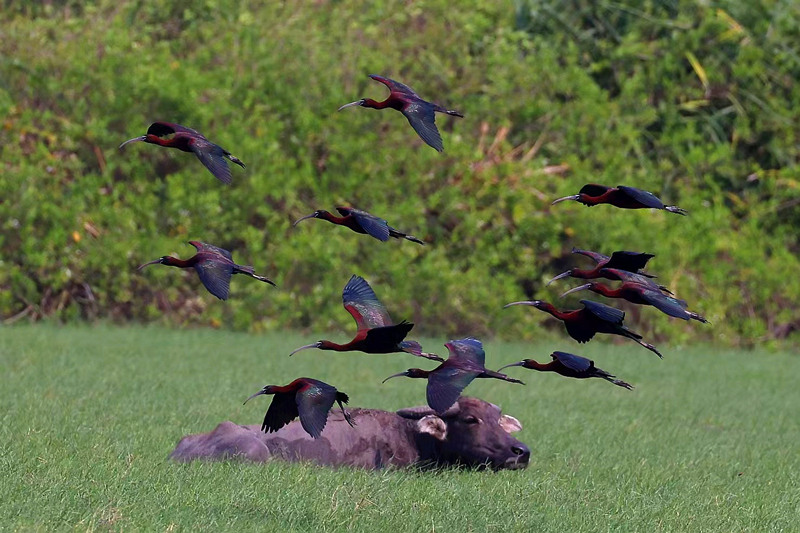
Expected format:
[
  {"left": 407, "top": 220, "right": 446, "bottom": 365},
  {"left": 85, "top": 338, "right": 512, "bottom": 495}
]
[{"left": 170, "top": 396, "right": 529, "bottom": 470}]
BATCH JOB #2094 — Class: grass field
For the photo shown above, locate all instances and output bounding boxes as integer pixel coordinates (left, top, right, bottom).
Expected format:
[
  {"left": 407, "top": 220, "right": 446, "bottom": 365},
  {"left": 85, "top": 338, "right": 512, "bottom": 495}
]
[{"left": 1, "top": 324, "right": 798, "bottom": 531}]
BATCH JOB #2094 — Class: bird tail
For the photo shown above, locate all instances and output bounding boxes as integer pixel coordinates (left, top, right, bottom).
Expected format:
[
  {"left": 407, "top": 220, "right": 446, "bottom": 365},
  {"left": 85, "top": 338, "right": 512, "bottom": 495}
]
[
  {"left": 665, "top": 205, "right": 688, "bottom": 216},
  {"left": 604, "top": 376, "right": 634, "bottom": 390},
  {"left": 400, "top": 341, "right": 443, "bottom": 362},
  {"left": 235, "top": 265, "right": 277, "bottom": 287},
  {"left": 225, "top": 151, "right": 246, "bottom": 169}
]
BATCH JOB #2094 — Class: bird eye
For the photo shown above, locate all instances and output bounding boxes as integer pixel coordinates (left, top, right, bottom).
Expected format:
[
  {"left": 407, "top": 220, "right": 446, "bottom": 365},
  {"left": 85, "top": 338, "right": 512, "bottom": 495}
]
[{"left": 463, "top": 416, "right": 479, "bottom": 425}]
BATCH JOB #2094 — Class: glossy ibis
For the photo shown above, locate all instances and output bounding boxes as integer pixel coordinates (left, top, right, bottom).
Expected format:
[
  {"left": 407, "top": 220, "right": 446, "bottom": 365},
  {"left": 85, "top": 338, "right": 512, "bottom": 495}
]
[
  {"left": 243, "top": 377, "right": 354, "bottom": 439},
  {"left": 552, "top": 184, "right": 687, "bottom": 215},
  {"left": 294, "top": 206, "right": 424, "bottom": 244},
  {"left": 338, "top": 74, "right": 463, "bottom": 152},
  {"left": 138, "top": 241, "right": 275, "bottom": 300},
  {"left": 561, "top": 281, "right": 708, "bottom": 323},
  {"left": 504, "top": 299, "right": 663, "bottom": 358},
  {"left": 289, "top": 275, "right": 440, "bottom": 360},
  {"left": 119, "top": 122, "right": 245, "bottom": 184},
  {"left": 499, "top": 351, "right": 633, "bottom": 390},
  {"left": 382, "top": 338, "right": 524, "bottom": 414},
  {"left": 549, "top": 266, "right": 673, "bottom": 295}
]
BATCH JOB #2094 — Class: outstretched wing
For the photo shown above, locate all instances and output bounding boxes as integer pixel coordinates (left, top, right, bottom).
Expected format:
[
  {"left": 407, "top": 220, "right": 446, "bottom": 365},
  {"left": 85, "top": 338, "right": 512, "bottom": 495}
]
[
  {"left": 339, "top": 208, "right": 391, "bottom": 242},
  {"left": 551, "top": 351, "right": 593, "bottom": 373},
  {"left": 193, "top": 257, "right": 234, "bottom": 300},
  {"left": 262, "top": 392, "right": 299, "bottom": 433},
  {"left": 445, "top": 337, "right": 486, "bottom": 366},
  {"left": 402, "top": 103, "right": 443, "bottom": 152},
  {"left": 146, "top": 122, "right": 204, "bottom": 138},
  {"left": 564, "top": 321, "right": 597, "bottom": 343},
  {"left": 342, "top": 275, "right": 393, "bottom": 330},
  {"left": 579, "top": 184, "right": 613, "bottom": 197},
  {"left": 296, "top": 382, "right": 338, "bottom": 439},
  {"left": 188, "top": 241, "right": 233, "bottom": 260},
  {"left": 369, "top": 74, "right": 422, "bottom": 99},
  {"left": 571, "top": 247, "right": 610, "bottom": 265},
  {"left": 191, "top": 140, "right": 233, "bottom": 184},
  {"left": 427, "top": 367, "right": 479, "bottom": 414},
  {"left": 581, "top": 299, "right": 625, "bottom": 324},
  {"left": 605, "top": 251, "right": 655, "bottom": 272},
  {"left": 617, "top": 186, "right": 666, "bottom": 209}
]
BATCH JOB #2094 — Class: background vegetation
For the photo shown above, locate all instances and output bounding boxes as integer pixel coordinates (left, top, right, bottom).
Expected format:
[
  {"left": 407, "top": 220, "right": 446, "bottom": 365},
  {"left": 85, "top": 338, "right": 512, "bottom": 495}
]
[
  {"left": 2, "top": 325, "right": 799, "bottom": 531},
  {"left": 1, "top": 1, "right": 799, "bottom": 346}
]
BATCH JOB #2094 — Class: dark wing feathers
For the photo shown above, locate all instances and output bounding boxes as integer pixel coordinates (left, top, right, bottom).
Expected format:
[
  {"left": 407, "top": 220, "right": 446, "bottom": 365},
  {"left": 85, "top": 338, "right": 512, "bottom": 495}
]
[
  {"left": 427, "top": 367, "right": 479, "bottom": 414},
  {"left": 189, "top": 241, "right": 233, "bottom": 260},
  {"left": 193, "top": 258, "right": 233, "bottom": 300},
  {"left": 447, "top": 337, "right": 485, "bottom": 366},
  {"left": 640, "top": 289, "right": 692, "bottom": 319},
  {"left": 342, "top": 275, "right": 393, "bottom": 329},
  {"left": 262, "top": 392, "right": 299, "bottom": 433},
  {"left": 147, "top": 122, "right": 203, "bottom": 137},
  {"left": 605, "top": 251, "right": 654, "bottom": 272},
  {"left": 402, "top": 104, "right": 444, "bottom": 152},
  {"left": 617, "top": 186, "right": 666, "bottom": 209},
  {"left": 347, "top": 209, "right": 391, "bottom": 242},
  {"left": 579, "top": 184, "right": 613, "bottom": 197},
  {"left": 581, "top": 299, "right": 625, "bottom": 324},
  {"left": 551, "top": 351, "right": 593, "bottom": 373},
  {"left": 369, "top": 75, "right": 421, "bottom": 98},
  {"left": 296, "top": 383, "right": 338, "bottom": 439},
  {"left": 564, "top": 321, "right": 597, "bottom": 343},
  {"left": 191, "top": 140, "right": 233, "bottom": 184},
  {"left": 571, "top": 248, "right": 610, "bottom": 265}
]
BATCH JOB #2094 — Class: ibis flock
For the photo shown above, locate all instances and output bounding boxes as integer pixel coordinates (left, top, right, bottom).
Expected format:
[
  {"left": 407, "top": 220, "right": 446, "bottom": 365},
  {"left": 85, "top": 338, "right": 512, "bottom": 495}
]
[{"left": 121, "top": 74, "right": 704, "bottom": 441}]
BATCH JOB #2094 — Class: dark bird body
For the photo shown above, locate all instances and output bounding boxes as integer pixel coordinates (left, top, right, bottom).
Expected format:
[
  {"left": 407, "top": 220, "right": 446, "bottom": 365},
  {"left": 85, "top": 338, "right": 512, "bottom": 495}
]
[
  {"left": 243, "top": 377, "right": 353, "bottom": 439},
  {"left": 504, "top": 299, "right": 663, "bottom": 358},
  {"left": 338, "top": 74, "right": 463, "bottom": 152},
  {"left": 294, "top": 206, "right": 424, "bottom": 244},
  {"left": 289, "top": 275, "right": 439, "bottom": 360},
  {"left": 383, "top": 338, "right": 524, "bottom": 414},
  {"left": 550, "top": 265, "right": 673, "bottom": 295},
  {"left": 561, "top": 281, "right": 708, "bottom": 323},
  {"left": 137, "top": 241, "right": 275, "bottom": 300},
  {"left": 552, "top": 184, "right": 687, "bottom": 215},
  {"left": 119, "top": 122, "right": 245, "bottom": 184},
  {"left": 499, "top": 351, "right": 633, "bottom": 390}
]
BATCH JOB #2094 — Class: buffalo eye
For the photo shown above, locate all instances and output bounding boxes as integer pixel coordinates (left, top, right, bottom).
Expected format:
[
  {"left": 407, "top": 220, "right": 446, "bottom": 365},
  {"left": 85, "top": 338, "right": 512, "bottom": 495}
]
[{"left": 463, "top": 415, "right": 480, "bottom": 425}]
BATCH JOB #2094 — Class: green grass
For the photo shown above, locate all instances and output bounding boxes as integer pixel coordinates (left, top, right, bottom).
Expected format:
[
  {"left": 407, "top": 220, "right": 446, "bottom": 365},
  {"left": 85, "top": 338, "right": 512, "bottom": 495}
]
[{"left": 1, "top": 324, "right": 798, "bottom": 531}]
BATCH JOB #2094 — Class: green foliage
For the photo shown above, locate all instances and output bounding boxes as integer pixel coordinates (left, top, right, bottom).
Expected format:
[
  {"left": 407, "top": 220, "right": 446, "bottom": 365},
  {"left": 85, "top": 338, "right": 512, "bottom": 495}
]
[
  {"left": 0, "top": 1, "right": 798, "bottom": 345},
  {"left": 2, "top": 324, "right": 800, "bottom": 530}
]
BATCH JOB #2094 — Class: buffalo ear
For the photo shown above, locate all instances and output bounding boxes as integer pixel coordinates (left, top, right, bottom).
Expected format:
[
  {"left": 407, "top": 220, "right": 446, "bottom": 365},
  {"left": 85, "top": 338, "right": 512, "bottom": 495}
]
[
  {"left": 499, "top": 415, "right": 522, "bottom": 433},
  {"left": 416, "top": 415, "right": 447, "bottom": 440}
]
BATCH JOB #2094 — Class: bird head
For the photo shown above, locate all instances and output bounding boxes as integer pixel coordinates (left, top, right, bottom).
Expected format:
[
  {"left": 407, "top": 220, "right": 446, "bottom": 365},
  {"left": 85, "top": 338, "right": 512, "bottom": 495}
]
[
  {"left": 559, "top": 283, "right": 595, "bottom": 298},
  {"left": 382, "top": 368, "right": 428, "bottom": 383},
  {"left": 292, "top": 210, "right": 329, "bottom": 226},
  {"left": 137, "top": 256, "right": 173, "bottom": 270},
  {"left": 243, "top": 385, "right": 277, "bottom": 405},
  {"left": 288, "top": 341, "right": 324, "bottom": 356},
  {"left": 337, "top": 99, "right": 368, "bottom": 111}
]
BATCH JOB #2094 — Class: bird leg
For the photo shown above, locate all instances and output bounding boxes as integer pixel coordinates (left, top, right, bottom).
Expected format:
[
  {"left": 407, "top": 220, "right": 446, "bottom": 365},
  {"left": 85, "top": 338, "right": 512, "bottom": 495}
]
[
  {"left": 665, "top": 205, "right": 688, "bottom": 215},
  {"left": 225, "top": 152, "right": 246, "bottom": 169},
  {"left": 604, "top": 377, "right": 634, "bottom": 390},
  {"left": 337, "top": 398, "right": 356, "bottom": 428}
]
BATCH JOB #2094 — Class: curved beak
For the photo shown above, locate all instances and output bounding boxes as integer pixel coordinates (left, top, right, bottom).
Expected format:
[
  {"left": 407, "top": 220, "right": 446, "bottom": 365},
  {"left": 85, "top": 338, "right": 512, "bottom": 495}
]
[
  {"left": 337, "top": 100, "right": 364, "bottom": 111},
  {"left": 118, "top": 136, "right": 147, "bottom": 150},
  {"left": 137, "top": 259, "right": 162, "bottom": 271},
  {"left": 503, "top": 301, "right": 538, "bottom": 309},
  {"left": 292, "top": 213, "right": 317, "bottom": 227},
  {"left": 546, "top": 271, "right": 573, "bottom": 286},
  {"left": 497, "top": 361, "right": 526, "bottom": 373},
  {"left": 243, "top": 389, "right": 266, "bottom": 405},
  {"left": 382, "top": 371, "right": 410, "bottom": 384},
  {"left": 289, "top": 341, "right": 322, "bottom": 356},
  {"left": 560, "top": 283, "right": 592, "bottom": 298},
  {"left": 551, "top": 194, "right": 580, "bottom": 205}
]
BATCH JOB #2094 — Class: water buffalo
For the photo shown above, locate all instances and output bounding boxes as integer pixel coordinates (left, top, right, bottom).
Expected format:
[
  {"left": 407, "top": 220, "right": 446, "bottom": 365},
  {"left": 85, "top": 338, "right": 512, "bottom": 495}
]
[{"left": 169, "top": 396, "right": 530, "bottom": 470}]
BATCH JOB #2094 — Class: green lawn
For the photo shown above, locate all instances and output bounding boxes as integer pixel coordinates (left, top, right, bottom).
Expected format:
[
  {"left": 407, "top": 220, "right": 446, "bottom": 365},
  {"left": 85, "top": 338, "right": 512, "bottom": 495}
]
[{"left": 1, "top": 324, "right": 798, "bottom": 531}]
